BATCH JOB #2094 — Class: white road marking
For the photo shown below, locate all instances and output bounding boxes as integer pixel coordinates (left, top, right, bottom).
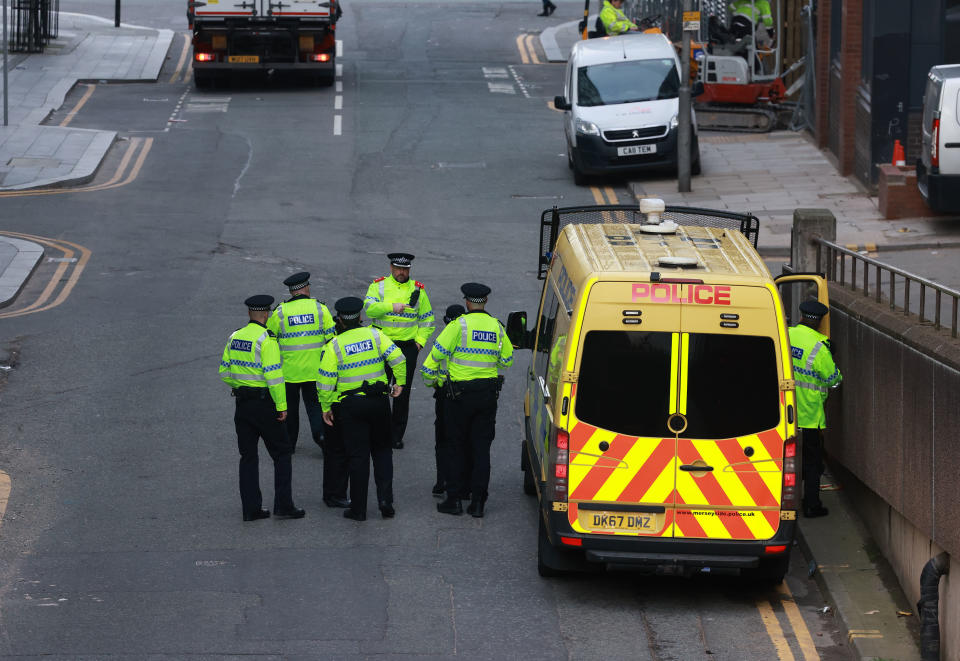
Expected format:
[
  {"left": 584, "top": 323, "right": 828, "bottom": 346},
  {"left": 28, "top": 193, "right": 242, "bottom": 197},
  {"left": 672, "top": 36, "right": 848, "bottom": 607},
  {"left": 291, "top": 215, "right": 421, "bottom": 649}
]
[
  {"left": 508, "top": 65, "right": 531, "bottom": 99},
  {"left": 482, "top": 66, "right": 509, "bottom": 79},
  {"left": 487, "top": 82, "right": 516, "bottom": 94},
  {"left": 336, "top": 80, "right": 343, "bottom": 92},
  {"left": 334, "top": 115, "right": 342, "bottom": 135},
  {"left": 336, "top": 40, "right": 343, "bottom": 57},
  {"left": 335, "top": 96, "right": 343, "bottom": 110}
]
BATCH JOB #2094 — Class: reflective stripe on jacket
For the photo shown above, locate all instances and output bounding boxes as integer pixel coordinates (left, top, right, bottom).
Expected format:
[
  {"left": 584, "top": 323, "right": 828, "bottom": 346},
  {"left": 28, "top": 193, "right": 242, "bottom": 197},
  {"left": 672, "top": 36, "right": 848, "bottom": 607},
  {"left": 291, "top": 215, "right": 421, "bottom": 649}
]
[
  {"left": 219, "top": 322, "right": 287, "bottom": 411},
  {"left": 363, "top": 275, "right": 436, "bottom": 345},
  {"left": 316, "top": 326, "right": 406, "bottom": 411},
  {"left": 266, "top": 296, "right": 335, "bottom": 383},
  {"left": 599, "top": 0, "right": 637, "bottom": 35},
  {"left": 421, "top": 311, "right": 513, "bottom": 385},
  {"left": 788, "top": 324, "right": 841, "bottom": 429}
]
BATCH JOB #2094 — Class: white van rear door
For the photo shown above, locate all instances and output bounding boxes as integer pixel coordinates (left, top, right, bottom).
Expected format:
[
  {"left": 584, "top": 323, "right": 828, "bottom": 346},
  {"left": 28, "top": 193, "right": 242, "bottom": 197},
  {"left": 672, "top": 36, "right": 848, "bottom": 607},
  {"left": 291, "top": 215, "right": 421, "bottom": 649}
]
[{"left": 940, "top": 81, "right": 960, "bottom": 174}]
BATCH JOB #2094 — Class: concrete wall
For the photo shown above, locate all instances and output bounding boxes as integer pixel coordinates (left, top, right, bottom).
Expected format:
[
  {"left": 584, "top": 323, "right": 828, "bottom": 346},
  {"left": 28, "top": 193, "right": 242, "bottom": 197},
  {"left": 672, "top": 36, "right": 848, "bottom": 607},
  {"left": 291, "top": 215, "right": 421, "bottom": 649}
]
[{"left": 826, "top": 284, "right": 960, "bottom": 659}]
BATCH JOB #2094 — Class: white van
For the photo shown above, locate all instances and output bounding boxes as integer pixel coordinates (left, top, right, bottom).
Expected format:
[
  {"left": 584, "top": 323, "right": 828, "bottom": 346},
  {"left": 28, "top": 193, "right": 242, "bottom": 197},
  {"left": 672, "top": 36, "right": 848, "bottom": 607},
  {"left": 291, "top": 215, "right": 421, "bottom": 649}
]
[
  {"left": 918, "top": 64, "right": 960, "bottom": 212},
  {"left": 554, "top": 33, "right": 701, "bottom": 185}
]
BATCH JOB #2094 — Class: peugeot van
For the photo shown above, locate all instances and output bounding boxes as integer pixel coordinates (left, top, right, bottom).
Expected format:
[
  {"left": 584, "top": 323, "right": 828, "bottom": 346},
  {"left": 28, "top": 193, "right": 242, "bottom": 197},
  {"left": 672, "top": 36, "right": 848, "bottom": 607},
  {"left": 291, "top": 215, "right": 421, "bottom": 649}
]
[
  {"left": 507, "top": 199, "right": 830, "bottom": 580},
  {"left": 918, "top": 64, "right": 960, "bottom": 212},
  {"left": 554, "top": 34, "right": 702, "bottom": 185}
]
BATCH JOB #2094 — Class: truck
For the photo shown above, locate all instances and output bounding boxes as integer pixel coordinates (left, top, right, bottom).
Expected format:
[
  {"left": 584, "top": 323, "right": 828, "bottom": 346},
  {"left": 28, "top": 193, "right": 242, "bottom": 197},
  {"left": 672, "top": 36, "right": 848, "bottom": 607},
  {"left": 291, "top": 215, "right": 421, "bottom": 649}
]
[{"left": 187, "top": 0, "right": 338, "bottom": 87}]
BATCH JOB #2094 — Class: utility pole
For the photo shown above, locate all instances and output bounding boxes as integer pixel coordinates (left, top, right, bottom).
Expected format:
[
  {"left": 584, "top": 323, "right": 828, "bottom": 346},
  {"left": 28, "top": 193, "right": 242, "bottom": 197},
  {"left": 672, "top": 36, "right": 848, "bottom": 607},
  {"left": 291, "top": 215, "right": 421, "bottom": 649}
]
[
  {"left": 3, "top": 0, "right": 8, "bottom": 126},
  {"left": 678, "top": 1, "right": 698, "bottom": 193},
  {"left": 115, "top": 0, "right": 120, "bottom": 27}
]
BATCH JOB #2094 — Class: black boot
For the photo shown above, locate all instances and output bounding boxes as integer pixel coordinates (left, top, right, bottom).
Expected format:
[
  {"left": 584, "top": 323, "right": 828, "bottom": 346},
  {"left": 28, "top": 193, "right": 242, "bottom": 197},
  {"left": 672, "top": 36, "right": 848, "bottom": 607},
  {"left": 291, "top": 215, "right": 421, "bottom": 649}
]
[
  {"left": 467, "top": 500, "right": 485, "bottom": 518},
  {"left": 437, "top": 497, "right": 463, "bottom": 515},
  {"left": 379, "top": 501, "right": 395, "bottom": 518}
]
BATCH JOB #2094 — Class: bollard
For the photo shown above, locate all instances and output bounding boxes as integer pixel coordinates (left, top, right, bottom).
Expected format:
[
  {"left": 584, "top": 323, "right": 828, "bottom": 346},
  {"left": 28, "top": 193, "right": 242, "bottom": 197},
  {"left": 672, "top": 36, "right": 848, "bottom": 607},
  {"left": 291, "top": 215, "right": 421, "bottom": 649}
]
[{"left": 791, "top": 209, "right": 836, "bottom": 274}]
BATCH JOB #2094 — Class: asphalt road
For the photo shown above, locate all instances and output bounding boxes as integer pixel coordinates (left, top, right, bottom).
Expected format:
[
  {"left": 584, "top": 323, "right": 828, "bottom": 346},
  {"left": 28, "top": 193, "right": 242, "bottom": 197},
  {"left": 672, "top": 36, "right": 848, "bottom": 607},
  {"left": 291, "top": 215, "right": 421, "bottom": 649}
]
[{"left": 0, "top": 2, "right": 852, "bottom": 658}]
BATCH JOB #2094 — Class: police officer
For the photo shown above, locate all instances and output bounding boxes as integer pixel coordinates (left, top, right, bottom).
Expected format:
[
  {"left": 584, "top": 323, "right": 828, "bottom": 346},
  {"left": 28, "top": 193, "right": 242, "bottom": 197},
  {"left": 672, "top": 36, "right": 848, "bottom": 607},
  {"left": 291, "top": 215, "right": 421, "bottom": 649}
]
[
  {"left": 430, "top": 304, "right": 466, "bottom": 496},
  {"left": 364, "top": 253, "right": 435, "bottom": 449},
  {"left": 599, "top": 0, "right": 638, "bottom": 35},
  {"left": 318, "top": 297, "right": 407, "bottom": 521},
  {"left": 219, "top": 295, "right": 305, "bottom": 521},
  {"left": 422, "top": 283, "right": 514, "bottom": 517},
  {"left": 266, "top": 272, "right": 336, "bottom": 453},
  {"left": 788, "top": 300, "right": 842, "bottom": 518},
  {"left": 729, "top": 0, "right": 774, "bottom": 42}
]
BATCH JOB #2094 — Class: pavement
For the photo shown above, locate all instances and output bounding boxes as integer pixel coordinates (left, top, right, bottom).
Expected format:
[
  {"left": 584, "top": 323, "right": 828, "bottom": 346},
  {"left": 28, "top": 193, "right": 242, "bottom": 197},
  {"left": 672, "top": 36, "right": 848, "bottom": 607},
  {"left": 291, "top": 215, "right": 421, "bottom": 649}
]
[
  {"left": 0, "top": 12, "right": 173, "bottom": 307},
  {"left": 0, "top": 12, "right": 932, "bottom": 659}
]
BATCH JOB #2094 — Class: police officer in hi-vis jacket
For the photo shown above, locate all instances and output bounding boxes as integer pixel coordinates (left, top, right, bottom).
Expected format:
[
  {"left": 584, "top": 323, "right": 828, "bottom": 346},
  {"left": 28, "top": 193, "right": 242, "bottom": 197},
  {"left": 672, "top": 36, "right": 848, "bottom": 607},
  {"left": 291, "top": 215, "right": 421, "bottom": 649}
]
[
  {"left": 219, "top": 295, "right": 305, "bottom": 522},
  {"left": 422, "top": 283, "right": 513, "bottom": 518}
]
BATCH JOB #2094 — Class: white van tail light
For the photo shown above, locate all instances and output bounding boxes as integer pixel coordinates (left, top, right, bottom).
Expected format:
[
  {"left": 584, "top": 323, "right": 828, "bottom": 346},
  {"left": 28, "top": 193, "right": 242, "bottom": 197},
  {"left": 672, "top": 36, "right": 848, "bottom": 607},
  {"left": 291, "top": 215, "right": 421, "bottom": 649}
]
[
  {"left": 552, "top": 429, "right": 569, "bottom": 501},
  {"left": 781, "top": 438, "right": 798, "bottom": 510},
  {"left": 932, "top": 118, "right": 940, "bottom": 168}
]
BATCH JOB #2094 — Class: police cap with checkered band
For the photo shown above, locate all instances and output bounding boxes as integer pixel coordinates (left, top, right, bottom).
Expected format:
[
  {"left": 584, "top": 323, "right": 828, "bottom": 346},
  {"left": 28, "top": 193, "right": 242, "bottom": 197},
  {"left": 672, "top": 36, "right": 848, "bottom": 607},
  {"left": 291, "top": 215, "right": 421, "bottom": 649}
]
[
  {"left": 461, "top": 283, "right": 491, "bottom": 304},
  {"left": 244, "top": 295, "right": 274, "bottom": 311}
]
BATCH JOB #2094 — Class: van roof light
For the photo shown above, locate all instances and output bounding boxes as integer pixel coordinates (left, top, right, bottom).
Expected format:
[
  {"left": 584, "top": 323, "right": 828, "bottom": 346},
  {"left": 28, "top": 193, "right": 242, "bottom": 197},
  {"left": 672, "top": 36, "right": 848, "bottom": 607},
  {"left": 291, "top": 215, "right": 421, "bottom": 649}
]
[
  {"left": 658, "top": 256, "right": 699, "bottom": 268},
  {"left": 639, "top": 221, "right": 678, "bottom": 234},
  {"left": 639, "top": 198, "right": 666, "bottom": 224}
]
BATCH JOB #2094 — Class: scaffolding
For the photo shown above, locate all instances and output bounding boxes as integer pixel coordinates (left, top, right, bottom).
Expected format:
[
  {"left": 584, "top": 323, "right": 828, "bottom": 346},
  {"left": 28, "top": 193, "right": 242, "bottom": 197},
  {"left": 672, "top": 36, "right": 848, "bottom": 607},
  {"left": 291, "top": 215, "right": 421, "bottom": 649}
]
[{"left": 9, "top": 0, "right": 59, "bottom": 53}]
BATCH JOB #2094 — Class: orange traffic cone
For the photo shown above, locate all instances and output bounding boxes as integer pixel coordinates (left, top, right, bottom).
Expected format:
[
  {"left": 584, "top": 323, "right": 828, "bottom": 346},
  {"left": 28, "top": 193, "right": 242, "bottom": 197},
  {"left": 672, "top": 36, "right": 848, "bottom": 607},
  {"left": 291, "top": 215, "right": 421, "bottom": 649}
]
[{"left": 892, "top": 140, "right": 906, "bottom": 167}]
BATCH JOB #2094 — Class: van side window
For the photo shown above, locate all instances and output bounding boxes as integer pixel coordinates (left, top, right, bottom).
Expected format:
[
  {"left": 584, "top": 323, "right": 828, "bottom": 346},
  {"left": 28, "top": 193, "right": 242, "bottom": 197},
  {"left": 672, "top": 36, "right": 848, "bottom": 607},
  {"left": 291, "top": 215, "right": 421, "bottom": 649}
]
[
  {"left": 576, "top": 330, "right": 673, "bottom": 436},
  {"left": 683, "top": 334, "right": 780, "bottom": 439},
  {"left": 923, "top": 76, "right": 940, "bottom": 130},
  {"left": 533, "top": 281, "right": 560, "bottom": 387}
]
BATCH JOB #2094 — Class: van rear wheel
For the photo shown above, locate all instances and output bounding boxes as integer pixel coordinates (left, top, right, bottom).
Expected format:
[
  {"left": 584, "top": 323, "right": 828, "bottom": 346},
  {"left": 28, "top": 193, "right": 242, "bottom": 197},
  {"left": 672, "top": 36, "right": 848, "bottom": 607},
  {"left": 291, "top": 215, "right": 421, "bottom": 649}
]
[
  {"left": 743, "top": 554, "right": 789, "bottom": 584},
  {"left": 537, "top": 516, "right": 566, "bottom": 577},
  {"left": 521, "top": 440, "right": 536, "bottom": 496}
]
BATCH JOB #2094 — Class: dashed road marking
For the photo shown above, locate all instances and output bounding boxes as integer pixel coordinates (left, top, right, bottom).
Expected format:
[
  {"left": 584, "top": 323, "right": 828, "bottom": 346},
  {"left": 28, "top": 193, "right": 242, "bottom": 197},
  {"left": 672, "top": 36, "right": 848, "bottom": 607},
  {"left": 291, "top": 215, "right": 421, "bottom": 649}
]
[
  {"left": 508, "top": 65, "right": 530, "bottom": 98},
  {"left": 333, "top": 44, "right": 343, "bottom": 136}
]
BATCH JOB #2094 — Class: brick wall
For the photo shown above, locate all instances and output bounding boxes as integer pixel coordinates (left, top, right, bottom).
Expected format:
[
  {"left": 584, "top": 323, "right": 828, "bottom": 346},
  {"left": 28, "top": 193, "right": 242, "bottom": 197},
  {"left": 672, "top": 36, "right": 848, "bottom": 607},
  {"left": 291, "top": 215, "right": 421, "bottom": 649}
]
[
  {"left": 815, "top": 0, "right": 832, "bottom": 148},
  {"left": 877, "top": 164, "right": 947, "bottom": 218},
  {"left": 828, "top": 65, "right": 843, "bottom": 157},
  {"left": 838, "top": 0, "right": 863, "bottom": 176},
  {"left": 906, "top": 109, "right": 923, "bottom": 164}
]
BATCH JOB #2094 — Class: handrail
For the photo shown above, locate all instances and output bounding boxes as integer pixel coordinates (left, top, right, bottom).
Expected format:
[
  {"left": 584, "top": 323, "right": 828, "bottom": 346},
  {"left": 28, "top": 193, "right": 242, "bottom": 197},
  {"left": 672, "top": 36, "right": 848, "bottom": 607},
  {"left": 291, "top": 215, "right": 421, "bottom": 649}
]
[{"left": 813, "top": 238, "right": 960, "bottom": 338}]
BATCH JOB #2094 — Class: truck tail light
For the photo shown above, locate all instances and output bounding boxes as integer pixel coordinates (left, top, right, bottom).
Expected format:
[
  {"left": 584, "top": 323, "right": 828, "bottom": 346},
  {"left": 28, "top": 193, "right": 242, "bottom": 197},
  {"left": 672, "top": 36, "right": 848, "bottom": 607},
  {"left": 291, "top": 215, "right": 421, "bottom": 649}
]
[
  {"left": 194, "top": 52, "right": 215, "bottom": 62},
  {"left": 932, "top": 118, "right": 940, "bottom": 168},
  {"left": 551, "top": 429, "right": 569, "bottom": 501},
  {"left": 310, "top": 53, "right": 331, "bottom": 62},
  {"left": 781, "top": 438, "right": 798, "bottom": 510}
]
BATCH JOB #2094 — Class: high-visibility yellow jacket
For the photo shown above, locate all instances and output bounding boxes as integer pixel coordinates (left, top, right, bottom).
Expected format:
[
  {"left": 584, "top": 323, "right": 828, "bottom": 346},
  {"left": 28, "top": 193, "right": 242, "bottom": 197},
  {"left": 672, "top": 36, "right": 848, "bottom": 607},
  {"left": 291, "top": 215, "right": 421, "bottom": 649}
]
[
  {"left": 316, "top": 326, "right": 406, "bottom": 411},
  {"left": 364, "top": 275, "right": 435, "bottom": 346},
  {"left": 219, "top": 321, "right": 287, "bottom": 411},
  {"left": 266, "top": 295, "right": 335, "bottom": 383},
  {"left": 730, "top": 0, "right": 773, "bottom": 28},
  {"left": 788, "top": 324, "right": 842, "bottom": 429},
  {"left": 599, "top": 0, "right": 637, "bottom": 35},
  {"left": 421, "top": 311, "right": 513, "bottom": 386}
]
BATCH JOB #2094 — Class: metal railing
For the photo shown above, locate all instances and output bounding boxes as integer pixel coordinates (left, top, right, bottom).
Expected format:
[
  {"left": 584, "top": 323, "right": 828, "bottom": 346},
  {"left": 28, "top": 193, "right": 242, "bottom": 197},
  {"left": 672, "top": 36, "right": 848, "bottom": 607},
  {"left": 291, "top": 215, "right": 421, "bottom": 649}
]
[{"left": 814, "top": 238, "right": 960, "bottom": 338}]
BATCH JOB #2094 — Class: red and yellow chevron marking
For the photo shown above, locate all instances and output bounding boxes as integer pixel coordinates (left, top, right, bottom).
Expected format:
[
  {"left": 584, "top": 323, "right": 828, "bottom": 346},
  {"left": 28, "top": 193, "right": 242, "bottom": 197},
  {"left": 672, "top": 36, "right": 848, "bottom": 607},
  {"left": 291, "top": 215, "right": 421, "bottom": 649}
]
[{"left": 566, "top": 418, "right": 785, "bottom": 540}]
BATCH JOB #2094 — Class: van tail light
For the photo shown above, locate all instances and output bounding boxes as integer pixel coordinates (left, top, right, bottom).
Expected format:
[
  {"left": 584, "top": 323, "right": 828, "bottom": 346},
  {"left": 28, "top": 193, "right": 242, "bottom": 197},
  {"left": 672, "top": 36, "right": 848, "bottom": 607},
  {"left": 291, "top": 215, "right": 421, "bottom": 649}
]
[
  {"left": 551, "top": 429, "right": 569, "bottom": 501},
  {"left": 781, "top": 438, "right": 799, "bottom": 510},
  {"left": 932, "top": 118, "right": 940, "bottom": 168},
  {"left": 194, "top": 52, "right": 215, "bottom": 62}
]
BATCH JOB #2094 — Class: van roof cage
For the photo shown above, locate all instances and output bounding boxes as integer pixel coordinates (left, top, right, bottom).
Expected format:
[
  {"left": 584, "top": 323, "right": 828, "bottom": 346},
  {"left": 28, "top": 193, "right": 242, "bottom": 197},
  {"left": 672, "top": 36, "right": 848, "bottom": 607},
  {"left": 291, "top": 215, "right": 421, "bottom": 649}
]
[{"left": 537, "top": 204, "right": 760, "bottom": 279}]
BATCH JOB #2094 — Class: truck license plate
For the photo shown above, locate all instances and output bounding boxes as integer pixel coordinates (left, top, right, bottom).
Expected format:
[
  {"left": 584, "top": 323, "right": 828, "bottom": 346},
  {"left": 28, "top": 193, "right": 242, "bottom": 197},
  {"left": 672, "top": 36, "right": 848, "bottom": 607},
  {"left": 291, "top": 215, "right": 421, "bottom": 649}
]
[
  {"left": 617, "top": 144, "right": 656, "bottom": 156},
  {"left": 228, "top": 55, "right": 259, "bottom": 63},
  {"left": 578, "top": 509, "right": 658, "bottom": 532}
]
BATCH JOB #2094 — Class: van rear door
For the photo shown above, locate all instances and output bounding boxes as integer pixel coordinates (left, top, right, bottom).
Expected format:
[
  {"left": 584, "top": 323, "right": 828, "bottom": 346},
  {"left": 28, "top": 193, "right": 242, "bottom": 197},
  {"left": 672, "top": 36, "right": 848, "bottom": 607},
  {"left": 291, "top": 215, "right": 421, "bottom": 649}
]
[
  {"left": 670, "top": 284, "right": 789, "bottom": 541},
  {"left": 565, "top": 281, "right": 681, "bottom": 538}
]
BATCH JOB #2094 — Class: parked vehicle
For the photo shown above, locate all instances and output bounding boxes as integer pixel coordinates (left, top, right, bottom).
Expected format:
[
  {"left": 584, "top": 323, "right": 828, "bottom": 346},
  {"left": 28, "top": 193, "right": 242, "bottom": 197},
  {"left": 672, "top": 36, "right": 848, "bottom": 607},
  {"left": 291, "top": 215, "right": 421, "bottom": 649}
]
[
  {"left": 188, "top": 0, "right": 338, "bottom": 87},
  {"left": 554, "top": 33, "right": 701, "bottom": 184},
  {"left": 917, "top": 64, "right": 960, "bottom": 212},
  {"left": 506, "top": 199, "right": 832, "bottom": 580}
]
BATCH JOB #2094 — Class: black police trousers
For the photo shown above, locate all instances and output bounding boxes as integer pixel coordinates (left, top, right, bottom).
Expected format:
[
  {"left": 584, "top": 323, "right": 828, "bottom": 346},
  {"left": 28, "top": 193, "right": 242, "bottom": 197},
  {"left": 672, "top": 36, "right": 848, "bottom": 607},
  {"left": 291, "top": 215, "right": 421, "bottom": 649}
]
[
  {"left": 801, "top": 427, "right": 824, "bottom": 508},
  {"left": 441, "top": 379, "right": 499, "bottom": 502},
  {"left": 385, "top": 339, "right": 419, "bottom": 445},
  {"left": 336, "top": 394, "right": 393, "bottom": 515},
  {"left": 234, "top": 395, "right": 295, "bottom": 516},
  {"left": 319, "top": 417, "right": 349, "bottom": 501},
  {"left": 284, "top": 380, "right": 325, "bottom": 451}
]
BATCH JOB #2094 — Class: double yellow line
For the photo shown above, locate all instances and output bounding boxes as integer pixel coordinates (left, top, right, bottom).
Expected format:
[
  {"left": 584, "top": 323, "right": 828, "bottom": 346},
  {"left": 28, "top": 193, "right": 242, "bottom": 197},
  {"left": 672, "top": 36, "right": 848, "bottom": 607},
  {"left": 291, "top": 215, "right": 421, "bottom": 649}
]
[
  {"left": 169, "top": 32, "right": 194, "bottom": 84},
  {"left": 590, "top": 185, "right": 619, "bottom": 205},
  {"left": 516, "top": 33, "right": 542, "bottom": 64},
  {"left": 756, "top": 582, "right": 820, "bottom": 660},
  {"left": 0, "top": 231, "right": 92, "bottom": 319},
  {"left": 0, "top": 137, "right": 153, "bottom": 199}
]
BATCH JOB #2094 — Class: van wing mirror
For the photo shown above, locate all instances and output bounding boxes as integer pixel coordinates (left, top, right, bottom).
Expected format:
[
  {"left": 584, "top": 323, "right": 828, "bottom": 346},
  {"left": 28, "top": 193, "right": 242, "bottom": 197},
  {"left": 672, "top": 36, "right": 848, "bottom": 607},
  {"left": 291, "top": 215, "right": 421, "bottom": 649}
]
[
  {"left": 506, "top": 311, "right": 531, "bottom": 349},
  {"left": 554, "top": 95, "right": 570, "bottom": 111}
]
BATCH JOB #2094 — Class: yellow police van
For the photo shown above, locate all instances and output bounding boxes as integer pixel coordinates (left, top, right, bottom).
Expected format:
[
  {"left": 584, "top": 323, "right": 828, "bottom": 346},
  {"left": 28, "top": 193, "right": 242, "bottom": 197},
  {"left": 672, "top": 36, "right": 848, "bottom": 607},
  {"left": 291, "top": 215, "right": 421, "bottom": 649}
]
[{"left": 506, "top": 199, "right": 828, "bottom": 580}]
